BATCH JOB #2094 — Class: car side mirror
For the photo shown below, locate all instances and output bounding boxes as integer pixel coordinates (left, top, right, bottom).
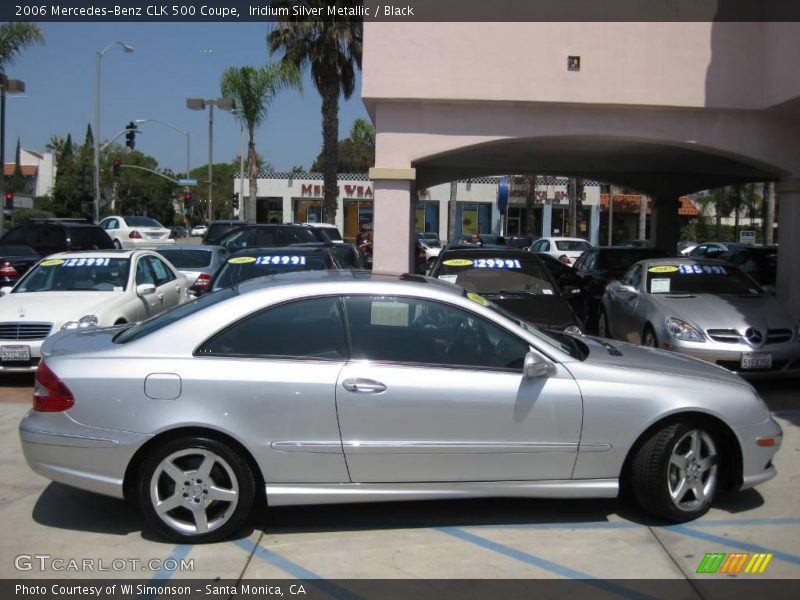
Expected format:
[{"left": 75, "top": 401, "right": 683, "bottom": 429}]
[
  {"left": 620, "top": 284, "right": 638, "bottom": 294},
  {"left": 0, "top": 286, "right": 12, "bottom": 297},
  {"left": 523, "top": 352, "right": 555, "bottom": 379},
  {"left": 136, "top": 283, "right": 156, "bottom": 297}
]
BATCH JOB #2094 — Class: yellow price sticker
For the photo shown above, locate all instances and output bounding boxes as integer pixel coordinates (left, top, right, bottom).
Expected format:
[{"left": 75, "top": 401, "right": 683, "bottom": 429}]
[
  {"left": 648, "top": 265, "right": 678, "bottom": 273},
  {"left": 467, "top": 292, "right": 490, "bottom": 306},
  {"left": 228, "top": 256, "right": 257, "bottom": 264},
  {"left": 40, "top": 259, "right": 64, "bottom": 267},
  {"left": 443, "top": 259, "right": 473, "bottom": 267}
]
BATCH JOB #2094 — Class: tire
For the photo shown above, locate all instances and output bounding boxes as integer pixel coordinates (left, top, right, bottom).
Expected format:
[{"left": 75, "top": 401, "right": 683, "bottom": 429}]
[
  {"left": 597, "top": 309, "right": 610, "bottom": 339},
  {"left": 630, "top": 422, "right": 720, "bottom": 522},
  {"left": 137, "top": 437, "right": 255, "bottom": 543},
  {"left": 642, "top": 326, "right": 658, "bottom": 348},
  {"left": 113, "top": 239, "right": 122, "bottom": 249}
]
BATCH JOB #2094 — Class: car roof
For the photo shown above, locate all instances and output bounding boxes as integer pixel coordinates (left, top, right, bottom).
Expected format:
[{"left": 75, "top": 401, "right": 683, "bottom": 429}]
[
  {"left": 229, "top": 246, "right": 332, "bottom": 257},
  {"left": 43, "top": 249, "right": 140, "bottom": 259},
  {"left": 440, "top": 248, "right": 536, "bottom": 258},
  {"left": 643, "top": 257, "right": 729, "bottom": 266},
  {"left": 159, "top": 244, "right": 223, "bottom": 251},
  {"left": 209, "top": 220, "right": 245, "bottom": 225}
]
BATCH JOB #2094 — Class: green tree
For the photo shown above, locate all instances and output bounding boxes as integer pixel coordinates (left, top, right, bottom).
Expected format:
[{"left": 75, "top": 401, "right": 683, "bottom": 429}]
[
  {"left": 0, "top": 23, "right": 44, "bottom": 72},
  {"left": 310, "top": 118, "right": 375, "bottom": 172},
  {"left": 189, "top": 161, "right": 239, "bottom": 222},
  {"left": 9, "top": 138, "right": 24, "bottom": 193},
  {"left": 104, "top": 147, "right": 178, "bottom": 225},
  {"left": 52, "top": 134, "right": 84, "bottom": 216},
  {"left": 45, "top": 134, "right": 66, "bottom": 162},
  {"left": 220, "top": 63, "right": 301, "bottom": 224},
  {"left": 269, "top": 1, "right": 363, "bottom": 223}
]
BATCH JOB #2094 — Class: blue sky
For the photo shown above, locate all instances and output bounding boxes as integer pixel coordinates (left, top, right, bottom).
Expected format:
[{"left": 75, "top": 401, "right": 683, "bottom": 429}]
[{"left": 5, "top": 22, "right": 369, "bottom": 173}]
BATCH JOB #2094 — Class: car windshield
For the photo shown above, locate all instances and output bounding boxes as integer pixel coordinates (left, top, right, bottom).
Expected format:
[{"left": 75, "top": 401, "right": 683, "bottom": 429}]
[
  {"left": 211, "top": 252, "right": 332, "bottom": 291},
  {"left": 13, "top": 257, "right": 130, "bottom": 293},
  {"left": 437, "top": 255, "right": 556, "bottom": 295},
  {"left": 157, "top": 249, "right": 213, "bottom": 269},
  {"left": 125, "top": 217, "right": 162, "bottom": 228},
  {"left": 333, "top": 245, "right": 363, "bottom": 268},
  {"left": 555, "top": 240, "right": 591, "bottom": 251},
  {"left": 115, "top": 288, "right": 237, "bottom": 344},
  {"left": 645, "top": 264, "right": 762, "bottom": 295}
]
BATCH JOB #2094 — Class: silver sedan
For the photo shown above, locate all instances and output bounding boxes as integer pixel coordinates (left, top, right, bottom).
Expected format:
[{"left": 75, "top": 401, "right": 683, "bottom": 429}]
[
  {"left": 20, "top": 271, "right": 781, "bottom": 542},
  {"left": 599, "top": 257, "right": 800, "bottom": 377}
]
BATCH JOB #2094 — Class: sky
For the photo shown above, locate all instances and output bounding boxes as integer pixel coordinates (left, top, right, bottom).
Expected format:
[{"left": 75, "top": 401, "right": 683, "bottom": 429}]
[{"left": 4, "top": 22, "right": 369, "bottom": 174}]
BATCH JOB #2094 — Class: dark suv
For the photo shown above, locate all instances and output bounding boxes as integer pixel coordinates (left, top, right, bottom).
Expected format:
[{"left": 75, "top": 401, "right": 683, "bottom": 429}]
[
  {"left": 202, "top": 220, "right": 248, "bottom": 245},
  {"left": 0, "top": 220, "right": 114, "bottom": 257},
  {"left": 215, "top": 224, "right": 326, "bottom": 251}
]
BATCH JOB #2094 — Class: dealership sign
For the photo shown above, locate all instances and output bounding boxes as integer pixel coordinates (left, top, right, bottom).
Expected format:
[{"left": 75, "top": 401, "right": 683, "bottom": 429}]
[{"left": 301, "top": 184, "right": 373, "bottom": 199}]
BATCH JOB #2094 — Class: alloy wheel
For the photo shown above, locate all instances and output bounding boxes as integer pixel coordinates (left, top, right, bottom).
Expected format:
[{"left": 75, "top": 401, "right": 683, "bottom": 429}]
[{"left": 667, "top": 429, "right": 718, "bottom": 512}]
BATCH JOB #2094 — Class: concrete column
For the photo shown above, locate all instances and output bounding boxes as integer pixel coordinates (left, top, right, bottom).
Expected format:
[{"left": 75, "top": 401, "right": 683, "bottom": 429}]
[
  {"left": 542, "top": 203, "right": 553, "bottom": 237},
  {"left": 589, "top": 204, "right": 600, "bottom": 246},
  {"left": 650, "top": 194, "right": 680, "bottom": 254},
  {"left": 370, "top": 167, "right": 416, "bottom": 275},
  {"left": 776, "top": 178, "right": 800, "bottom": 317}
]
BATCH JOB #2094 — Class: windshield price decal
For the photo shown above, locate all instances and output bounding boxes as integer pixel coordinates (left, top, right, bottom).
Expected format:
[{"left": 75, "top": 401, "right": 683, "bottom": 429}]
[
  {"left": 256, "top": 255, "right": 307, "bottom": 266},
  {"left": 442, "top": 259, "right": 472, "bottom": 267},
  {"left": 648, "top": 265, "right": 678, "bottom": 273},
  {"left": 472, "top": 259, "right": 523, "bottom": 269},
  {"left": 43, "top": 258, "right": 111, "bottom": 267},
  {"left": 466, "top": 292, "right": 490, "bottom": 306},
  {"left": 678, "top": 265, "right": 727, "bottom": 275}
]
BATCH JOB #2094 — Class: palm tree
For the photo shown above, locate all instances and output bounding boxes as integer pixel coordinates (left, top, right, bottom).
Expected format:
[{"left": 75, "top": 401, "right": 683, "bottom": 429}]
[
  {"left": 268, "top": 1, "right": 363, "bottom": 224},
  {"left": 220, "top": 63, "right": 301, "bottom": 223},
  {"left": 0, "top": 22, "right": 44, "bottom": 74},
  {"left": 45, "top": 134, "right": 66, "bottom": 162}
]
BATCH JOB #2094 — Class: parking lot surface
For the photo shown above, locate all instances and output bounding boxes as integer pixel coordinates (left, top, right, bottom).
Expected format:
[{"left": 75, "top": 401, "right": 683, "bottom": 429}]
[{"left": 0, "top": 376, "right": 797, "bottom": 587}]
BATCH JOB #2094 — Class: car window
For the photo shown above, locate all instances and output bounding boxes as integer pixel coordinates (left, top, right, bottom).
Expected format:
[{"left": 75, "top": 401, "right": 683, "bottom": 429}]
[
  {"left": 196, "top": 296, "right": 346, "bottom": 360},
  {"left": 343, "top": 296, "right": 529, "bottom": 370},
  {"left": 13, "top": 257, "right": 131, "bottom": 293},
  {"left": 125, "top": 216, "right": 162, "bottom": 228},
  {"left": 541, "top": 240, "right": 550, "bottom": 251},
  {"left": 555, "top": 240, "right": 590, "bottom": 251},
  {"left": 253, "top": 228, "right": 276, "bottom": 246},
  {"left": 278, "top": 227, "right": 318, "bottom": 245},
  {"left": 0, "top": 224, "right": 27, "bottom": 243},
  {"left": 211, "top": 251, "right": 334, "bottom": 291},
  {"left": 146, "top": 256, "right": 175, "bottom": 285},
  {"left": 68, "top": 227, "right": 114, "bottom": 250},
  {"left": 437, "top": 255, "right": 556, "bottom": 295},
  {"left": 584, "top": 252, "right": 596, "bottom": 271},
  {"left": 157, "top": 249, "right": 213, "bottom": 269},
  {"left": 136, "top": 258, "right": 157, "bottom": 286},
  {"left": 221, "top": 229, "right": 249, "bottom": 249},
  {"left": 645, "top": 263, "right": 762, "bottom": 295},
  {"left": 623, "top": 264, "right": 642, "bottom": 289}
]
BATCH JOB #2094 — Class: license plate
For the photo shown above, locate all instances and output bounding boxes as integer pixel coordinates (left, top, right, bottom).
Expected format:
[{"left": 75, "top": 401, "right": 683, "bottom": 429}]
[
  {"left": 147, "top": 233, "right": 163, "bottom": 238},
  {"left": 1, "top": 345, "right": 30, "bottom": 362},
  {"left": 741, "top": 352, "right": 772, "bottom": 369}
]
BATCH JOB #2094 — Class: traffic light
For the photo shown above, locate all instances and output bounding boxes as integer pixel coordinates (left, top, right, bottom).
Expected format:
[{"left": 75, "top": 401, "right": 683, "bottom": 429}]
[
  {"left": 112, "top": 159, "right": 121, "bottom": 176},
  {"left": 232, "top": 192, "right": 239, "bottom": 209},
  {"left": 4, "top": 192, "right": 13, "bottom": 211},
  {"left": 183, "top": 191, "right": 193, "bottom": 211},
  {"left": 125, "top": 122, "right": 136, "bottom": 149}
]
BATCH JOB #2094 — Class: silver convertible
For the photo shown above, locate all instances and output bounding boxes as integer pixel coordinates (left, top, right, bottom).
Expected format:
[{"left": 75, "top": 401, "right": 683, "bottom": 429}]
[
  {"left": 599, "top": 258, "right": 800, "bottom": 377},
  {"left": 20, "top": 271, "right": 781, "bottom": 542}
]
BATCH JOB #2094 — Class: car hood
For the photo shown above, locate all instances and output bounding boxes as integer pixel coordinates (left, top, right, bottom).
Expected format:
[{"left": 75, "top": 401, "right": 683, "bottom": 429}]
[
  {"left": 0, "top": 292, "right": 122, "bottom": 326},
  {"left": 578, "top": 335, "right": 748, "bottom": 387},
  {"left": 490, "top": 295, "right": 580, "bottom": 331},
  {"left": 649, "top": 293, "right": 795, "bottom": 331}
]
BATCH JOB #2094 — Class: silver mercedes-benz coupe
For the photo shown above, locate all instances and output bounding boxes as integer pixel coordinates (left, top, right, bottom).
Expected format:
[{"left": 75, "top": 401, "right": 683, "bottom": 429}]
[
  {"left": 599, "top": 257, "right": 800, "bottom": 377},
  {"left": 20, "top": 270, "right": 782, "bottom": 542}
]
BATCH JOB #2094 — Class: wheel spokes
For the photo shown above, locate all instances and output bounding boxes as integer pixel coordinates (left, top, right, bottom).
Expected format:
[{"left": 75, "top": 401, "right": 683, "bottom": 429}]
[
  {"left": 670, "top": 477, "right": 690, "bottom": 502},
  {"left": 195, "top": 452, "right": 215, "bottom": 481},
  {"left": 191, "top": 505, "right": 210, "bottom": 533},
  {"left": 155, "top": 493, "right": 184, "bottom": 515},
  {"left": 161, "top": 460, "right": 187, "bottom": 484},
  {"left": 207, "top": 485, "right": 237, "bottom": 503}
]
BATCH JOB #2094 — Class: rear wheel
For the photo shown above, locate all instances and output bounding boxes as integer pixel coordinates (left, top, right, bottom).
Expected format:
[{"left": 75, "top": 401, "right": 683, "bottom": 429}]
[
  {"left": 642, "top": 326, "right": 658, "bottom": 348},
  {"left": 137, "top": 437, "right": 255, "bottom": 543},
  {"left": 597, "top": 309, "right": 610, "bottom": 338},
  {"left": 630, "top": 422, "right": 720, "bottom": 522},
  {"left": 113, "top": 239, "right": 122, "bottom": 249}
]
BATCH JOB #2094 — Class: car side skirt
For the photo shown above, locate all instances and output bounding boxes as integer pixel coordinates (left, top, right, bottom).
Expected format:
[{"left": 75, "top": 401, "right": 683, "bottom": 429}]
[{"left": 266, "top": 479, "right": 619, "bottom": 506}]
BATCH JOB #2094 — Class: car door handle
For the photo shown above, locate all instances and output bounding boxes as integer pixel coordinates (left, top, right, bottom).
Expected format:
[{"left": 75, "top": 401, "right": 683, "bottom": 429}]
[{"left": 342, "top": 378, "right": 387, "bottom": 394}]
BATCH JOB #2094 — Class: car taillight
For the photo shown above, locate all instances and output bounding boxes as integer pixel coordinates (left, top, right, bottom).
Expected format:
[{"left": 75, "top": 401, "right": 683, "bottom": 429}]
[
  {"left": 0, "top": 262, "right": 18, "bottom": 278},
  {"left": 33, "top": 362, "right": 75, "bottom": 412},
  {"left": 129, "top": 230, "right": 142, "bottom": 239},
  {"left": 193, "top": 273, "right": 212, "bottom": 289},
  {"left": 558, "top": 254, "right": 572, "bottom": 265}
]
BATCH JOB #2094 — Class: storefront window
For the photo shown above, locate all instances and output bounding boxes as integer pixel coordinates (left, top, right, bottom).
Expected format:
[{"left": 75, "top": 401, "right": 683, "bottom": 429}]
[
  {"left": 456, "top": 203, "right": 492, "bottom": 239},
  {"left": 344, "top": 200, "right": 374, "bottom": 243},
  {"left": 415, "top": 201, "right": 439, "bottom": 233},
  {"left": 294, "top": 198, "right": 323, "bottom": 224},
  {"left": 256, "top": 198, "right": 283, "bottom": 224}
]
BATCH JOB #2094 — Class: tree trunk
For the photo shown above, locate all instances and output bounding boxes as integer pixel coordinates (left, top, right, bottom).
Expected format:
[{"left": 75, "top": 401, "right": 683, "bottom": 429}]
[
  {"left": 247, "top": 129, "right": 258, "bottom": 224},
  {"left": 638, "top": 194, "right": 647, "bottom": 240},
  {"left": 715, "top": 195, "right": 722, "bottom": 240},
  {"left": 447, "top": 180, "right": 457, "bottom": 244},
  {"left": 567, "top": 178, "right": 577, "bottom": 237},
  {"left": 321, "top": 79, "right": 340, "bottom": 224},
  {"left": 765, "top": 182, "right": 775, "bottom": 245},
  {"left": 525, "top": 176, "right": 537, "bottom": 236}
]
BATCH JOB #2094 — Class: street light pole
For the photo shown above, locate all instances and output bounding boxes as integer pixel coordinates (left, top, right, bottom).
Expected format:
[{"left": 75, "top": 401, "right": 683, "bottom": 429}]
[
  {"left": 186, "top": 97, "right": 233, "bottom": 224},
  {"left": 94, "top": 41, "right": 134, "bottom": 224}
]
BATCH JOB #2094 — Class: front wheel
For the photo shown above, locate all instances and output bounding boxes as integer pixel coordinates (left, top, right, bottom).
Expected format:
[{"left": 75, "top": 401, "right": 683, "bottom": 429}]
[
  {"left": 630, "top": 422, "right": 720, "bottom": 522},
  {"left": 113, "top": 239, "right": 122, "bottom": 249},
  {"left": 137, "top": 437, "right": 255, "bottom": 543},
  {"left": 597, "top": 309, "right": 610, "bottom": 338},
  {"left": 642, "top": 326, "right": 658, "bottom": 348}
]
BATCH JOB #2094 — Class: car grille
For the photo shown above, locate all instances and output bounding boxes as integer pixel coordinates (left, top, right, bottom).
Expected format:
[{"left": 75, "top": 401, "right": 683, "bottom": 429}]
[
  {"left": 706, "top": 328, "right": 794, "bottom": 345},
  {"left": 0, "top": 322, "right": 53, "bottom": 340}
]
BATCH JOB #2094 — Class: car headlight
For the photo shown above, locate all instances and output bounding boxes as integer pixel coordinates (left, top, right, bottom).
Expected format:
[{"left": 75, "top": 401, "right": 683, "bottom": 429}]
[
  {"left": 665, "top": 317, "right": 705, "bottom": 343},
  {"left": 564, "top": 325, "right": 583, "bottom": 336},
  {"left": 60, "top": 315, "right": 99, "bottom": 332}
]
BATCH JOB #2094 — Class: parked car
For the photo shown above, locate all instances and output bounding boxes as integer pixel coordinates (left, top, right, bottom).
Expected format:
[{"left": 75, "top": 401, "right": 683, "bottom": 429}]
[
  {"left": 155, "top": 245, "right": 228, "bottom": 296},
  {"left": 572, "top": 246, "right": 669, "bottom": 331},
  {"left": 330, "top": 243, "right": 368, "bottom": 269},
  {"left": 430, "top": 248, "right": 584, "bottom": 333},
  {"left": 303, "top": 222, "right": 344, "bottom": 243},
  {"left": 528, "top": 237, "right": 592, "bottom": 266},
  {"left": 506, "top": 235, "right": 536, "bottom": 249},
  {"left": 618, "top": 239, "right": 651, "bottom": 248},
  {"left": 202, "top": 220, "right": 247, "bottom": 245},
  {"left": 599, "top": 257, "right": 800, "bottom": 377},
  {"left": 677, "top": 241, "right": 699, "bottom": 255},
  {"left": 170, "top": 226, "right": 188, "bottom": 239},
  {"left": 687, "top": 241, "right": 732, "bottom": 259},
  {"left": 0, "top": 244, "right": 40, "bottom": 288},
  {"left": 417, "top": 232, "right": 442, "bottom": 248},
  {"left": 0, "top": 219, "right": 114, "bottom": 256},
  {"left": 215, "top": 224, "right": 321, "bottom": 252},
  {"left": 190, "top": 225, "right": 208, "bottom": 237},
  {"left": 98, "top": 215, "right": 175, "bottom": 249},
  {"left": 718, "top": 246, "right": 777, "bottom": 293},
  {"left": 21, "top": 270, "right": 781, "bottom": 542},
  {"left": 533, "top": 251, "right": 586, "bottom": 315},
  {"left": 207, "top": 246, "right": 341, "bottom": 293},
  {"left": 0, "top": 250, "right": 188, "bottom": 372}
]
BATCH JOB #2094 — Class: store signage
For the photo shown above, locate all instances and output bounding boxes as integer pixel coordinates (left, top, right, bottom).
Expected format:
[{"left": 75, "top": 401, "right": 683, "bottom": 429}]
[
  {"left": 300, "top": 184, "right": 373, "bottom": 198},
  {"left": 508, "top": 189, "right": 586, "bottom": 204}
]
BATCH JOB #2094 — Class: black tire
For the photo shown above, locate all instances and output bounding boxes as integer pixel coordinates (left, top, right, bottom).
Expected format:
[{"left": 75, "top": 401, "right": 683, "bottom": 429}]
[
  {"left": 642, "top": 325, "right": 658, "bottom": 348},
  {"left": 137, "top": 437, "right": 255, "bottom": 543},
  {"left": 630, "top": 422, "right": 720, "bottom": 522},
  {"left": 597, "top": 309, "right": 610, "bottom": 339},
  {"left": 113, "top": 239, "right": 122, "bottom": 249}
]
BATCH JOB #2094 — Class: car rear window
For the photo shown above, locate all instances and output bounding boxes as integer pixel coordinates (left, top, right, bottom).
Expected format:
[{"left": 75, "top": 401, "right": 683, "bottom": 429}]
[
  {"left": 555, "top": 240, "right": 591, "bottom": 251},
  {"left": 598, "top": 249, "right": 668, "bottom": 271},
  {"left": 211, "top": 252, "right": 333, "bottom": 291},
  {"left": 125, "top": 217, "right": 163, "bottom": 228},
  {"left": 157, "top": 249, "right": 213, "bottom": 268},
  {"left": 0, "top": 244, "right": 37, "bottom": 256},
  {"left": 206, "top": 223, "right": 246, "bottom": 243},
  {"left": 67, "top": 227, "right": 114, "bottom": 250}
]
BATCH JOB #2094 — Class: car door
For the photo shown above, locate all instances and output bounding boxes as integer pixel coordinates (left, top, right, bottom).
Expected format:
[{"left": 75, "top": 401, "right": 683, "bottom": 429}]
[
  {"left": 144, "top": 255, "right": 182, "bottom": 310},
  {"left": 133, "top": 256, "right": 161, "bottom": 320},
  {"left": 335, "top": 295, "right": 583, "bottom": 483},
  {"left": 194, "top": 296, "right": 350, "bottom": 482},
  {"left": 607, "top": 264, "right": 643, "bottom": 342}
]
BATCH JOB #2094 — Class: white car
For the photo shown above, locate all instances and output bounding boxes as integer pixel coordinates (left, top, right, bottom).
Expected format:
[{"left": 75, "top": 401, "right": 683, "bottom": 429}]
[
  {"left": 190, "top": 225, "right": 208, "bottom": 237},
  {"left": 529, "top": 237, "right": 592, "bottom": 267},
  {"left": 302, "top": 222, "right": 344, "bottom": 243},
  {"left": 0, "top": 250, "right": 188, "bottom": 372},
  {"left": 98, "top": 215, "right": 175, "bottom": 249}
]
